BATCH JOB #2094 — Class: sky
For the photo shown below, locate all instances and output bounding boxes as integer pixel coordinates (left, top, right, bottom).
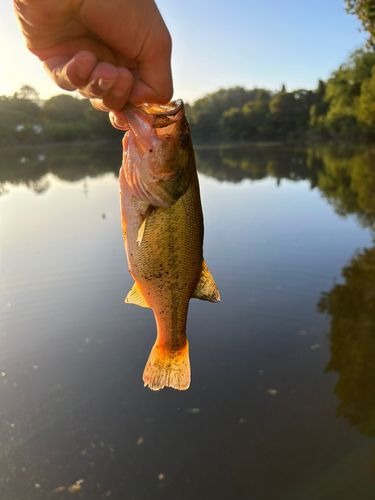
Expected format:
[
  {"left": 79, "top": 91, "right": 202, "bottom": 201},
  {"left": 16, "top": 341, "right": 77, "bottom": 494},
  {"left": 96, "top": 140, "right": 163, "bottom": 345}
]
[{"left": 0, "top": 0, "right": 367, "bottom": 104}]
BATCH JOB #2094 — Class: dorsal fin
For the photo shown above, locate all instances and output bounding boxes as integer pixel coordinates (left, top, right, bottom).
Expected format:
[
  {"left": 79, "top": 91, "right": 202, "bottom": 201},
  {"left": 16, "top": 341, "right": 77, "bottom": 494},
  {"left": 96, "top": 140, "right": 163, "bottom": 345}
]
[
  {"left": 125, "top": 282, "right": 150, "bottom": 308},
  {"left": 192, "top": 260, "right": 220, "bottom": 303}
]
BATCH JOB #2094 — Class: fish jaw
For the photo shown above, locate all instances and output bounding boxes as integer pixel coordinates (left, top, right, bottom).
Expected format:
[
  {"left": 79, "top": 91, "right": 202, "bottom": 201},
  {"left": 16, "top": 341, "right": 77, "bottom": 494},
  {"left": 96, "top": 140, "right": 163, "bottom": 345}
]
[{"left": 121, "top": 132, "right": 172, "bottom": 208}]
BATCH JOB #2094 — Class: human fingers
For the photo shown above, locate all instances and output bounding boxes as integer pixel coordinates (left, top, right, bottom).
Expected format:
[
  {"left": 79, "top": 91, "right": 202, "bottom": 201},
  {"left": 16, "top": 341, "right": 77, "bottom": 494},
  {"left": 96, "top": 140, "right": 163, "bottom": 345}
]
[
  {"left": 109, "top": 111, "right": 129, "bottom": 130},
  {"left": 43, "top": 51, "right": 97, "bottom": 91},
  {"left": 87, "top": 68, "right": 133, "bottom": 111}
]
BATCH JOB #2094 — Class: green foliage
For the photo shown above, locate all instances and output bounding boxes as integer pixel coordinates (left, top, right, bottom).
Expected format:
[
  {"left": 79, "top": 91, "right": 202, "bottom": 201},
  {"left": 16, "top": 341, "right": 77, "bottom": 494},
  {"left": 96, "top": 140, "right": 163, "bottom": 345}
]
[
  {"left": 43, "top": 121, "right": 93, "bottom": 141},
  {"left": 345, "top": 0, "right": 375, "bottom": 47},
  {"left": 323, "top": 49, "right": 375, "bottom": 134},
  {"left": 42, "top": 94, "right": 91, "bottom": 122},
  {"left": 0, "top": 85, "right": 123, "bottom": 144},
  {"left": 0, "top": 89, "right": 41, "bottom": 144},
  {"left": 186, "top": 86, "right": 268, "bottom": 141}
]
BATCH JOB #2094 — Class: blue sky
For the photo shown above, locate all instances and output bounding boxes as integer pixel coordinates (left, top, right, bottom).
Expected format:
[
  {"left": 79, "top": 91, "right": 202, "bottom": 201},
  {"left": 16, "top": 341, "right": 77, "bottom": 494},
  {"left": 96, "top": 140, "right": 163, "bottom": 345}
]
[{"left": 0, "top": 0, "right": 367, "bottom": 103}]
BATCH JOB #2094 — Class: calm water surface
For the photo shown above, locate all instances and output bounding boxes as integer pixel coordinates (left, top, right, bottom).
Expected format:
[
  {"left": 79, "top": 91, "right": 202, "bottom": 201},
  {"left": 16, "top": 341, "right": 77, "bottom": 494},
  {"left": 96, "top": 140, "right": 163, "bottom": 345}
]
[{"left": 1, "top": 143, "right": 375, "bottom": 499}]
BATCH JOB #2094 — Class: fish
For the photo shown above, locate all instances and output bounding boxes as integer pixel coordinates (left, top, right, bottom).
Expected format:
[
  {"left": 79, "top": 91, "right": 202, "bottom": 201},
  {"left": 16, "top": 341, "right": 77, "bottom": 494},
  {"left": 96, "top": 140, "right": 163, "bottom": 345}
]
[{"left": 119, "top": 99, "right": 220, "bottom": 391}]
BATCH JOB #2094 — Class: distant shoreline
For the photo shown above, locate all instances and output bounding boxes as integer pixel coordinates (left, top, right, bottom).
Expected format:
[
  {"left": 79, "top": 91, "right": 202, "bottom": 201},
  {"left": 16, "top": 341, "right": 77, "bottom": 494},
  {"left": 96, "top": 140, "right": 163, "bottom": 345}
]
[{"left": 0, "top": 137, "right": 373, "bottom": 152}]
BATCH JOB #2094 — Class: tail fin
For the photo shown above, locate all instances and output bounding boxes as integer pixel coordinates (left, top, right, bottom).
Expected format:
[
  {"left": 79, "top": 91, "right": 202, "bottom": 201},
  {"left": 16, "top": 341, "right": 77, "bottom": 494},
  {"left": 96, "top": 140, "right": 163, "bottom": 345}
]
[{"left": 143, "top": 341, "right": 190, "bottom": 391}]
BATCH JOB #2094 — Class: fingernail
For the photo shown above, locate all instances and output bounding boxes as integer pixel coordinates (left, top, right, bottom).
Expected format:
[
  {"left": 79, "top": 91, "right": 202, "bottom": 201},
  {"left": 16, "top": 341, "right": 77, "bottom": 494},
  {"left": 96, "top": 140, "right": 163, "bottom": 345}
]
[
  {"left": 112, "top": 90, "right": 125, "bottom": 97},
  {"left": 77, "top": 57, "right": 95, "bottom": 79},
  {"left": 114, "top": 117, "right": 128, "bottom": 128},
  {"left": 98, "top": 79, "right": 116, "bottom": 90},
  {"left": 119, "top": 68, "right": 131, "bottom": 79}
]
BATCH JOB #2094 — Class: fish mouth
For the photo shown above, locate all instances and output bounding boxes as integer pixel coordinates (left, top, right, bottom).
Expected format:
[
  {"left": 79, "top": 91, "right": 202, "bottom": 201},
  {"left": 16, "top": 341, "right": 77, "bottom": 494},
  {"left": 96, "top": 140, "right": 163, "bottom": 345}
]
[
  {"left": 124, "top": 100, "right": 185, "bottom": 131},
  {"left": 137, "top": 99, "right": 184, "bottom": 117}
]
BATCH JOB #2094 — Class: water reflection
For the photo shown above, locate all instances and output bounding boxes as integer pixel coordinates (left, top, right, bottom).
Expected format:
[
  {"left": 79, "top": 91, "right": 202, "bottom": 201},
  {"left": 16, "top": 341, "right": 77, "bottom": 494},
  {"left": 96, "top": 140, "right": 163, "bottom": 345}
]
[
  {"left": 2, "top": 143, "right": 375, "bottom": 231},
  {"left": 319, "top": 244, "right": 375, "bottom": 469},
  {"left": 0, "top": 143, "right": 121, "bottom": 189},
  {"left": 3, "top": 142, "right": 375, "bottom": 498},
  {"left": 196, "top": 146, "right": 321, "bottom": 185}
]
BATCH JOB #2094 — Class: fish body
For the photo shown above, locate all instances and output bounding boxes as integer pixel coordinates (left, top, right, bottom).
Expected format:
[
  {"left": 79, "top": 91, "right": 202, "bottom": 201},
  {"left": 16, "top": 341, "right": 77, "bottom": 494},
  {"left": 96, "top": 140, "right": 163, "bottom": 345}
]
[{"left": 119, "top": 100, "right": 219, "bottom": 390}]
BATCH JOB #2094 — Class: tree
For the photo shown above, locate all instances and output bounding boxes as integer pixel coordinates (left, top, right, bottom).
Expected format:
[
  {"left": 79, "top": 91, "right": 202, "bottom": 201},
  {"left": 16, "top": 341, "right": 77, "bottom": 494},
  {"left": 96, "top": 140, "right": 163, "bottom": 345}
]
[
  {"left": 323, "top": 49, "right": 375, "bottom": 134},
  {"left": 14, "top": 84, "right": 40, "bottom": 102},
  {"left": 269, "top": 91, "right": 302, "bottom": 136},
  {"left": 309, "top": 80, "right": 329, "bottom": 131},
  {"left": 356, "top": 66, "right": 375, "bottom": 130},
  {"left": 0, "top": 85, "right": 41, "bottom": 142},
  {"left": 186, "top": 86, "right": 267, "bottom": 141},
  {"left": 345, "top": 0, "right": 375, "bottom": 47},
  {"left": 42, "top": 94, "right": 90, "bottom": 122}
]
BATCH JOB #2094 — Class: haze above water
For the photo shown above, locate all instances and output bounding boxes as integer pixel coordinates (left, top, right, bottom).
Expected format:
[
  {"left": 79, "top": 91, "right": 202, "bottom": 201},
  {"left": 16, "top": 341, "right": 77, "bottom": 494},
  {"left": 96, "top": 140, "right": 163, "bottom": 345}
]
[{"left": 1, "top": 143, "right": 375, "bottom": 499}]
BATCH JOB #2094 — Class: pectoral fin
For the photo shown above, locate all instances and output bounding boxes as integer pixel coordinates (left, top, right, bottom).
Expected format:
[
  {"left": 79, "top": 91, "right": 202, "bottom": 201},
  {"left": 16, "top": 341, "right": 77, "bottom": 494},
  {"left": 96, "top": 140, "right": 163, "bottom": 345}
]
[
  {"left": 125, "top": 282, "right": 150, "bottom": 308},
  {"left": 136, "top": 205, "right": 155, "bottom": 246},
  {"left": 192, "top": 260, "right": 220, "bottom": 303},
  {"left": 136, "top": 218, "right": 147, "bottom": 246}
]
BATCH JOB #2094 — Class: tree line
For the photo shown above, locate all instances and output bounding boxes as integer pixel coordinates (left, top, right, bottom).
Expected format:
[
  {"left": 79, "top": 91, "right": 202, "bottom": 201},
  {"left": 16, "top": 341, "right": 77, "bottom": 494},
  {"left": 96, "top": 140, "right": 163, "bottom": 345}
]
[
  {"left": 2, "top": 47, "right": 375, "bottom": 144},
  {"left": 0, "top": 85, "right": 123, "bottom": 144},
  {"left": 185, "top": 48, "right": 375, "bottom": 142}
]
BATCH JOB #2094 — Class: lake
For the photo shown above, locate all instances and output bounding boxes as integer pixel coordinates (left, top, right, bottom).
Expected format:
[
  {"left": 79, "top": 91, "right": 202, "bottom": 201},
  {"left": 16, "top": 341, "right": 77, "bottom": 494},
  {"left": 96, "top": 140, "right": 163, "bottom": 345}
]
[{"left": 1, "top": 142, "right": 375, "bottom": 499}]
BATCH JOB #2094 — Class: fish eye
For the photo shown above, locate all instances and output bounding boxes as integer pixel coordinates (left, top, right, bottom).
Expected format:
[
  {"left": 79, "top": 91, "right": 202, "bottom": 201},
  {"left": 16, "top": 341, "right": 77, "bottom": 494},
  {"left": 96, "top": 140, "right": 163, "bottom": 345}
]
[{"left": 178, "top": 132, "right": 190, "bottom": 148}]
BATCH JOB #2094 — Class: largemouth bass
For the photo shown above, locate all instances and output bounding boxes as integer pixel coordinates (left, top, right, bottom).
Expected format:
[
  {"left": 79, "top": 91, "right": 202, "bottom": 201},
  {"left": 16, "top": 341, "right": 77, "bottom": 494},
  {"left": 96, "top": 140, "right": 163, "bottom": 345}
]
[{"left": 119, "top": 100, "right": 219, "bottom": 391}]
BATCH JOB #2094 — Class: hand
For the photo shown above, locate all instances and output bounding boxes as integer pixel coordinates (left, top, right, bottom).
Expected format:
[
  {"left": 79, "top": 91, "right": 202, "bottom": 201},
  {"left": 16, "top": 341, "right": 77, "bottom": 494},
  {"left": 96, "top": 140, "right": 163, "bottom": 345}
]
[{"left": 13, "top": 0, "right": 173, "bottom": 127}]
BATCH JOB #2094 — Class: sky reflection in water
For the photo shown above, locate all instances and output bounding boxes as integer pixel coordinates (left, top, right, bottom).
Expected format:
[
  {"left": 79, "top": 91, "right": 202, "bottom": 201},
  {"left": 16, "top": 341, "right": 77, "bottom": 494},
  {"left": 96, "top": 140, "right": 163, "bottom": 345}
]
[{"left": 1, "top": 144, "right": 375, "bottom": 499}]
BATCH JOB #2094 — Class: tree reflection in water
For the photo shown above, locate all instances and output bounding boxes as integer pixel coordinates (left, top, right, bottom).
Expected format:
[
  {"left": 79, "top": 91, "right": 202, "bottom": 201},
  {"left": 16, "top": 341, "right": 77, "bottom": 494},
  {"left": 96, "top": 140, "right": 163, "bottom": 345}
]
[
  {"left": 2, "top": 143, "right": 375, "bottom": 232},
  {"left": 318, "top": 245, "right": 375, "bottom": 469}
]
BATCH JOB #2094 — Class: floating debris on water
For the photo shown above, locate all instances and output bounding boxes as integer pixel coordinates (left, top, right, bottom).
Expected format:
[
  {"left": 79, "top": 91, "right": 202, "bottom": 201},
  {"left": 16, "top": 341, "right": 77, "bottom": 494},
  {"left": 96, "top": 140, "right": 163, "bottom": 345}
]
[
  {"left": 35, "top": 484, "right": 40, "bottom": 488},
  {"left": 85, "top": 338, "right": 90, "bottom": 344},
  {"left": 105, "top": 491, "right": 111, "bottom": 497},
  {"left": 1, "top": 372, "right": 5, "bottom": 377},
  {"left": 33, "top": 365, "right": 39, "bottom": 370},
  {"left": 266, "top": 389, "right": 278, "bottom": 396},
  {"left": 158, "top": 473, "right": 165, "bottom": 481},
  {"left": 187, "top": 408, "right": 200, "bottom": 414},
  {"left": 299, "top": 330, "right": 308, "bottom": 336},
  {"left": 259, "top": 370, "right": 264, "bottom": 375},
  {"left": 68, "top": 479, "right": 84, "bottom": 493},
  {"left": 276, "top": 285, "right": 282, "bottom": 290},
  {"left": 239, "top": 418, "right": 245, "bottom": 424},
  {"left": 102, "top": 213, "right": 106, "bottom": 219},
  {"left": 6, "top": 303, "right": 11, "bottom": 308},
  {"left": 310, "top": 344, "right": 320, "bottom": 351},
  {"left": 54, "top": 486, "right": 66, "bottom": 493},
  {"left": 136, "top": 436, "right": 144, "bottom": 445}
]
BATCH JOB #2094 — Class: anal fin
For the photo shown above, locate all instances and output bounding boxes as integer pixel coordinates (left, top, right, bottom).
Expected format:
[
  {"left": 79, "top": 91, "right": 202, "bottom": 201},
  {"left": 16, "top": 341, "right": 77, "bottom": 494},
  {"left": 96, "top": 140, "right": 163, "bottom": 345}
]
[
  {"left": 125, "top": 282, "right": 149, "bottom": 308},
  {"left": 192, "top": 260, "right": 220, "bottom": 303}
]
